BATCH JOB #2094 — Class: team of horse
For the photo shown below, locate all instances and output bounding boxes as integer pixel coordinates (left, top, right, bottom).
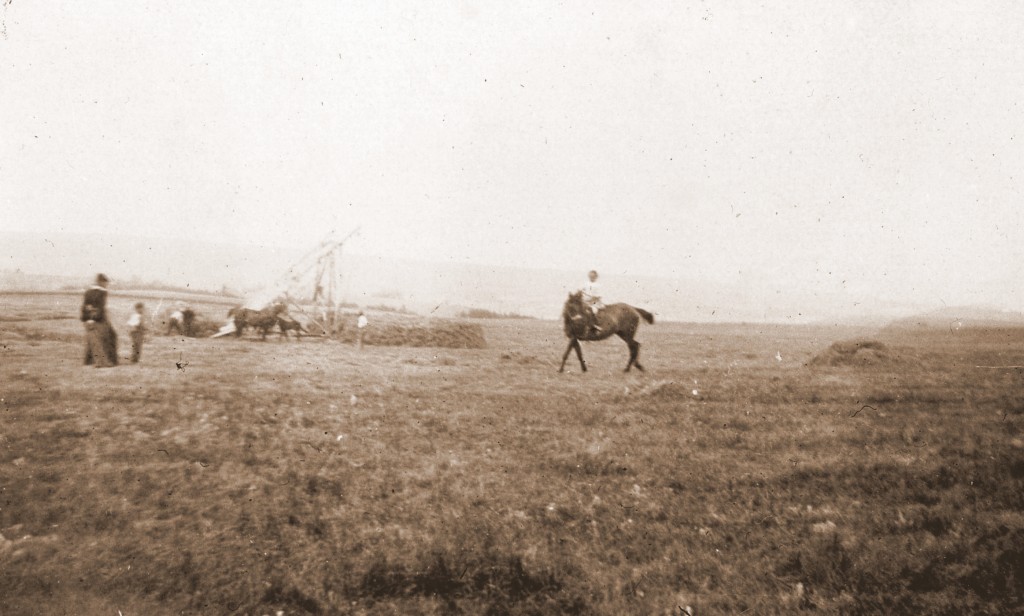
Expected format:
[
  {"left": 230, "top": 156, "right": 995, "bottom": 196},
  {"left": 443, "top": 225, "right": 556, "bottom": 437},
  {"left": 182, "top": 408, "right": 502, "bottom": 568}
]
[{"left": 228, "top": 303, "right": 308, "bottom": 341}]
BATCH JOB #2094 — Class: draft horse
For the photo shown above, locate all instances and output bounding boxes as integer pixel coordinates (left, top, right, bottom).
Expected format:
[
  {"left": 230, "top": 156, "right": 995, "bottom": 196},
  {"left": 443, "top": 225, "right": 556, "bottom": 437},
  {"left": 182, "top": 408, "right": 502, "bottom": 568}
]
[
  {"left": 228, "top": 303, "right": 287, "bottom": 341},
  {"left": 277, "top": 314, "right": 309, "bottom": 339},
  {"left": 559, "top": 291, "right": 654, "bottom": 373}
]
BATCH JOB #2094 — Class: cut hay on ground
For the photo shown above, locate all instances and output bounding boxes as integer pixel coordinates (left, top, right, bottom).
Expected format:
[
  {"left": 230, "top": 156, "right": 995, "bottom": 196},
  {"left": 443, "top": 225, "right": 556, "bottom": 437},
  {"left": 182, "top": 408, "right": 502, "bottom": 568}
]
[
  {"left": 346, "top": 321, "right": 486, "bottom": 349},
  {"left": 331, "top": 317, "right": 486, "bottom": 349},
  {"left": 296, "top": 311, "right": 487, "bottom": 349},
  {"left": 809, "top": 339, "right": 906, "bottom": 367}
]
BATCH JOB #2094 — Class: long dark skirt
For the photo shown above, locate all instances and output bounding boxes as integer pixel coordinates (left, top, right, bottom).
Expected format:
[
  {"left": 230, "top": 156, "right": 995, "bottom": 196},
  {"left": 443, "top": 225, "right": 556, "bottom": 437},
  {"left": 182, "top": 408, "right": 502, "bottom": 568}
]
[{"left": 84, "top": 321, "right": 118, "bottom": 367}]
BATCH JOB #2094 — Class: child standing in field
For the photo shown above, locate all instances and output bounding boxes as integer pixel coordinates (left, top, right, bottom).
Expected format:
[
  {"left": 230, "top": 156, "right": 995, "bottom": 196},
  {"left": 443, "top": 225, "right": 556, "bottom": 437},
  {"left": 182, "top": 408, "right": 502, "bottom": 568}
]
[
  {"left": 356, "top": 310, "right": 367, "bottom": 350},
  {"left": 127, "top": 302, "right": 146, "bottom": 363}
]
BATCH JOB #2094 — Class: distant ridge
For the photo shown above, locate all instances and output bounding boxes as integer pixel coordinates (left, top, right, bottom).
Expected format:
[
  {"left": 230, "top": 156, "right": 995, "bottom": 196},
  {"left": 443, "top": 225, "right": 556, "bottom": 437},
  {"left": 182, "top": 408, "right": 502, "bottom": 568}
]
[
  {"left": 0, "top": 230, "right": 974, "bottom": 324},
  {"left": 886, "top": 306, "right": 1024, "bottom": 329},
  {"left": 0, "top": 270, "right": 83, "bottom": 292}
]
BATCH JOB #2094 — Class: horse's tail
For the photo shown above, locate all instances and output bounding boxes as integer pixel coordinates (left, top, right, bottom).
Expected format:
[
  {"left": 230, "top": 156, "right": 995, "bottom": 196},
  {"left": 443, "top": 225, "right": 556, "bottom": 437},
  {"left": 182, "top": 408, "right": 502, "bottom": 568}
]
[{"left": 635, "top": 308, "right": 654, "bottom": 324}]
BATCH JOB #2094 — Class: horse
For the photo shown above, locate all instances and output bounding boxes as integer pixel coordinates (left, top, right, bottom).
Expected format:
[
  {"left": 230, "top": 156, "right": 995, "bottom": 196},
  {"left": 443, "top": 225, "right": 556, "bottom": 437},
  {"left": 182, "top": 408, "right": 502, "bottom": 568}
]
[
  {"left": 277, "top": 314, "right": 309, "bottom": 339},
  {"left": 559, "top": 291, "right": 654, "bottom": 373},
  {"left": 229, "top": 304, "right": 286, "bottom": 340},
  {"left": 227, "top": 306, "right": 259, "bottom": 337}
]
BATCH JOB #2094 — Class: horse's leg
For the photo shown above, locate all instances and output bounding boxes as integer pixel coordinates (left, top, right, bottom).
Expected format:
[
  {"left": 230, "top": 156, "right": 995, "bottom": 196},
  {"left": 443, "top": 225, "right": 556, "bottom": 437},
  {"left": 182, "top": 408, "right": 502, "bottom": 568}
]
[
  {"left": 632, "top": 340, "right": 644, "bottom": 372},
  {"left": 574, "top": 338, "right": 587, "bottom": 372},
  {"left": 559, "top": 338, "right": 575, "bottom": 372},
  {"left": 625, "top": 339, "right": 637, "bottom": 372},
  {"left": 617, "top": 332, "right": 640, "bottom": 372}
]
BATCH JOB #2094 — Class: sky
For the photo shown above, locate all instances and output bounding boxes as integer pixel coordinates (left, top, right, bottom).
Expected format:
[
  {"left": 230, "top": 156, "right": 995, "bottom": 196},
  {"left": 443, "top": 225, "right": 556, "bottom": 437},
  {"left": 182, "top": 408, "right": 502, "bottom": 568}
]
[{"left": 2, "top": 1, "right": 1023, "bottom": 310}]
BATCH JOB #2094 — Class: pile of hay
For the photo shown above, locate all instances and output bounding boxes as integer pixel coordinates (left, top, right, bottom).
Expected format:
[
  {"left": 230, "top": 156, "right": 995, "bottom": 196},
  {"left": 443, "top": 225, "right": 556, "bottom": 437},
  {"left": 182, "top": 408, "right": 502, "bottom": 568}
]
[
  {"left": 808, "top": 339, "right": 900, "bottom": 367},
  {"left": 187, "top": 314, "right": 226, "bottom": 338},
  {"left": 154, "top": 309, "right": 223, "bottom": 338}
]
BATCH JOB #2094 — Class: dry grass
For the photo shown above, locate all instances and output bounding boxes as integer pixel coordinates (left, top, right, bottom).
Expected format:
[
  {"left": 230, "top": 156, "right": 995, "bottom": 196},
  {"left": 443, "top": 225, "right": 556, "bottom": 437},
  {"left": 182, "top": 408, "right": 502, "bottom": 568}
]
[{"left": 1, "top": 294, "right": 1023, "bottom": 614}]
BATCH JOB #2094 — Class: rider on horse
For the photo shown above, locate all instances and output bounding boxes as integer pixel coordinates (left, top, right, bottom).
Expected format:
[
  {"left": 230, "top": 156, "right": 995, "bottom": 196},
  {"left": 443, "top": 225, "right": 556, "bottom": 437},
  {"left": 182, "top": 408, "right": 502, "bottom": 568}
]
[
  {"left": 560, "top": 273, "right": 655, "bottom": 373},
  {"left": 581, "top": 270, "right": 604, "bottom": 334}
]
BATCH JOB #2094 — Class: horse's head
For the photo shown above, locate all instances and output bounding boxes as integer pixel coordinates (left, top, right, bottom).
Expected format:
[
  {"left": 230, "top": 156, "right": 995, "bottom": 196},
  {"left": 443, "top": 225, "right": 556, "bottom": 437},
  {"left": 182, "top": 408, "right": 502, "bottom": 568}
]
[
  {"left": 564, "top": 291, "right": 585, "bottom": 315},
  {"left": 562, "top": 291, "right": 588, "bottom": 335}
]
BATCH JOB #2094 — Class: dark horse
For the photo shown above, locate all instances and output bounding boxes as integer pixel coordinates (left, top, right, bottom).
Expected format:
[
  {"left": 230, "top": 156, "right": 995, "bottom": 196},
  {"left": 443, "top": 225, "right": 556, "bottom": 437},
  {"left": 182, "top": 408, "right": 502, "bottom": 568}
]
[
  {"left": 559, "top": 291, "right": 654, "bottom": 373},
  {"left": 228, "top": 306, "right": 257, "bottom": 337},
  {"left": 277, "top": 314, "right": 309, "bottom": 339},
  {"left": 228, "top": 303, "right": 287, "bottom": 340}
]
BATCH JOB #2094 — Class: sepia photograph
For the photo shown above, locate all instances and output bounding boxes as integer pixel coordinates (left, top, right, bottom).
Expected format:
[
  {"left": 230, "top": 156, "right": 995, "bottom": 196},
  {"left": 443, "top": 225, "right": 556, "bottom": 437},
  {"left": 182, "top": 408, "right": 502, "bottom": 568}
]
[{"left": 2, "top": 2, "right": 1022, "bottom": 614}]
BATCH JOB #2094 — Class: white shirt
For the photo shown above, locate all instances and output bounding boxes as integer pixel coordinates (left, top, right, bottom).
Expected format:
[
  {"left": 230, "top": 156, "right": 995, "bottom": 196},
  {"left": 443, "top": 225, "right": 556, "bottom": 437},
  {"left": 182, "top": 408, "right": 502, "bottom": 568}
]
[
  {"left": 581, "top": 279, "right": 601, "bottom": 302},
  {"left": 127, "top": 312, "right": 142, "bottom": 329},
  {"left": 357, "top": 315, "right": 368, "bottom": 329}
]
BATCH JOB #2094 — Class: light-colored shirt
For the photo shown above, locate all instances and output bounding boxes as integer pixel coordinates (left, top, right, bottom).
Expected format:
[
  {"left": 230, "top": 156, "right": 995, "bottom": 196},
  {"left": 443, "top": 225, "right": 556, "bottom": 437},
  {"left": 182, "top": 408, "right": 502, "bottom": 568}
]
[
  {"left": 127, "top": 312, "right": 143, "bottom": 330},
  {"left": 357, "top": 315, "right": 368, "bottom": 329},
  {"left": 581, "top": 280, "right": 601, "bottom": 303}
]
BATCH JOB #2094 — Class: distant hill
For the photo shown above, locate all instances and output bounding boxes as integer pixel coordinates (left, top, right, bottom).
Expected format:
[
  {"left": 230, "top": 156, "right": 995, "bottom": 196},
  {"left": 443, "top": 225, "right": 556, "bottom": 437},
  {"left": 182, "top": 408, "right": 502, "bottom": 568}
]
[
  {"left": 1, "top": 270, "right": 240, "bottom": 301},
  {"left": 0, "top": 230, "right": 983, "bottom": 324},
  {"left": 886, "top": 306, "right": 1024, "bottom": 330},
  {"left": 0, "top": 231, "right": 751, "bottom": 321},
  {"left": 0, "top": 270, "right": 83, "bottom": 292}
]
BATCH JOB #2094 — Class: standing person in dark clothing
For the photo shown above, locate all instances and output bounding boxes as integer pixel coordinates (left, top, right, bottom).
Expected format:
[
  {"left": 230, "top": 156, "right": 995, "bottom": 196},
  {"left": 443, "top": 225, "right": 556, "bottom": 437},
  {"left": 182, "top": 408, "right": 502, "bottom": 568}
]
[{"left": 81, "top": 273, "right": 118, "bottom": 367}]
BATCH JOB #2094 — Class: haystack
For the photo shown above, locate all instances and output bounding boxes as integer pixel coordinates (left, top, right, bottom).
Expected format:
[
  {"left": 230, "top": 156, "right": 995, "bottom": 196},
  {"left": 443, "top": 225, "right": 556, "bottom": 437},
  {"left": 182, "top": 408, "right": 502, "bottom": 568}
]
[
  {"left": 187, "top": 313, "right": 227, "bottom": 337},
  {"left": 155, "top": 307, "right": 222, "bottom": 338},
  {"left": 808, "top": 339, "right": 902, "bottom": 367}
]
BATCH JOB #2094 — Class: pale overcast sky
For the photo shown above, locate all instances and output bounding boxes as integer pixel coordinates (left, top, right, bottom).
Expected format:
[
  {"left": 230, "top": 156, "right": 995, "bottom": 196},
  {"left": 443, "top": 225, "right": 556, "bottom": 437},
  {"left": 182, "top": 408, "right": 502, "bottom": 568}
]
[{"left": 2, "top": 2, "right": 1023, "bottom": 308}]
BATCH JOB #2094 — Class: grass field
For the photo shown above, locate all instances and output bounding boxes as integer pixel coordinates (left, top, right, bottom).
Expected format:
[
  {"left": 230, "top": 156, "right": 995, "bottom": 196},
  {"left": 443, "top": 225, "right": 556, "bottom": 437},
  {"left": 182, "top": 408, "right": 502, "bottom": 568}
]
[{"left": 1, "top": 292, "right": 1022, "bottom": 615}]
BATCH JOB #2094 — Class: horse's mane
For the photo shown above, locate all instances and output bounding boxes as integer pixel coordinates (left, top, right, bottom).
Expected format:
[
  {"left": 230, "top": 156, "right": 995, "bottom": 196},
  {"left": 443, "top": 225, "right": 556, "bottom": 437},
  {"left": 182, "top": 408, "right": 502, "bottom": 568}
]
[
  {"left": 563, "top": 292, "right": 588, "bottom": 335},
  {"left": 563, "top": 291, "right": 585, "bottom": 317}
]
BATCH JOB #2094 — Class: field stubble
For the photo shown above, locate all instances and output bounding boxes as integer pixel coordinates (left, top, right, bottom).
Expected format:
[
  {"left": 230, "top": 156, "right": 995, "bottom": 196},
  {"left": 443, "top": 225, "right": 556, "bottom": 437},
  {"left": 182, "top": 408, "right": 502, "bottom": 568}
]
[{"left": 1, "top": 294, "right": 1022, "bottom": 614}]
